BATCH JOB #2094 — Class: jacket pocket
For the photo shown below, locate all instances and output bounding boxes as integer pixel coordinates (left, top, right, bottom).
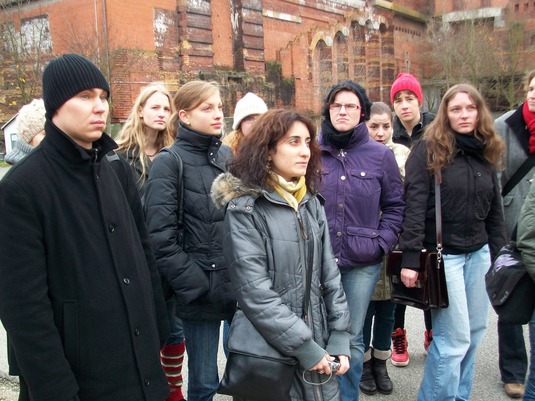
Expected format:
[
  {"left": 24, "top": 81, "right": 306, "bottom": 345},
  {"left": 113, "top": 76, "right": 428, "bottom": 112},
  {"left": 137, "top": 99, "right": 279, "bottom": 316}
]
[
  {"left": 348, "top": 169, "right": 381, "bottom": 198},
  {"left": 201, "top": 261, "right": 236, "bottom": 305},
  {"left": 63, "top": 301, "right": 79, "bottom": 372},
  {"left": 346, "top": 226, "right": 383, "bottom": 264}
]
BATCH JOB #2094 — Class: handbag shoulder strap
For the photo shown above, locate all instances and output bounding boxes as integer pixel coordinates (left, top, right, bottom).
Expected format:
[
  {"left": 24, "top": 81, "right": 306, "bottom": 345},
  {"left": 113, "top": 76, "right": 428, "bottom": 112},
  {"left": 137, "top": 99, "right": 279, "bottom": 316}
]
[
  {"left": 434, "top": 171, "right": 443, "bottom": 255},
  {"left": 501, "top": 155, "right": 535, "bottom": 197}
]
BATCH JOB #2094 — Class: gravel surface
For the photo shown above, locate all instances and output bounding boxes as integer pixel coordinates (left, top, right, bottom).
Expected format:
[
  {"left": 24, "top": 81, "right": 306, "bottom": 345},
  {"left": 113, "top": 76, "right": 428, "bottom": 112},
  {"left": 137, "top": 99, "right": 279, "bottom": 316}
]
[{"left": 0, "top": 377, "right": 18, "bottom": 401}]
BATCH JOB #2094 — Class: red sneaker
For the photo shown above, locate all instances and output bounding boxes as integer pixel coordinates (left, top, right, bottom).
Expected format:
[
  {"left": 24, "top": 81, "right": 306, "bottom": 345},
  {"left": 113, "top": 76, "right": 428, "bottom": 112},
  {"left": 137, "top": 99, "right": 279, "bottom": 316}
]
[{"left": 391, "top": 328, "right": 409, "bottom": 367}]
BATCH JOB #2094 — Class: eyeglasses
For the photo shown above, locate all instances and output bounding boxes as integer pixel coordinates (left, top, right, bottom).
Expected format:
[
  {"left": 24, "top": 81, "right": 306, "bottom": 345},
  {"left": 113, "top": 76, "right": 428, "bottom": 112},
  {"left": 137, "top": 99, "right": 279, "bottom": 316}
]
[{"left": 329, "top": 103, "right": 361, "bottom": 113}]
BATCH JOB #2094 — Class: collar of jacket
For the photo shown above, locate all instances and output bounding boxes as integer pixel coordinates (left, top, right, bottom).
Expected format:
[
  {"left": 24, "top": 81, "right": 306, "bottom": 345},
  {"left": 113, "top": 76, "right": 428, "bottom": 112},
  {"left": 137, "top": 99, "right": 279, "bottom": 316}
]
[
  {"left": 177, "top": 123, "right": 223, "bottom": 151},
  {"left": 319, "top": 121, "right": 369, "bottom": 153},
  {"left": 42, "top": 119, "right": 117, "bottom": 165},
  {"left": 393, "top": 111, "right": 435, "bottom": 141},
  {"left": 117, "top": 147, "right": 148, "bottom": 164},
  {"left": 211, "top": 172, "right": 320, "bottom": 210},
  {"left": 505, "top": 103, "right": 529, "bottom": 144}
]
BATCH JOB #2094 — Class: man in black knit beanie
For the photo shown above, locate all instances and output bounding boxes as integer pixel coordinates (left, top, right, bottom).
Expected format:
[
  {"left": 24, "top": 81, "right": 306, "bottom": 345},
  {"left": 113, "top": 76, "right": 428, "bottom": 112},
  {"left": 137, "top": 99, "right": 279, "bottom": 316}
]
[{"left": 0, "top": 54, "right": 169, "bottom": 401}]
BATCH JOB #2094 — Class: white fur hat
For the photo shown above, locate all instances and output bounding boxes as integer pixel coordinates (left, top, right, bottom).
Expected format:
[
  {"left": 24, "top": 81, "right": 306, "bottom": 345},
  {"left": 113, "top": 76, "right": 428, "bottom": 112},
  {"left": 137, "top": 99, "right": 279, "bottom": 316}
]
[
  {"left": 17, "top": 98, "right": 46, "bottom": 144},
  {"left": 232, "top": 92, "right": 268, "bottom": 130}
]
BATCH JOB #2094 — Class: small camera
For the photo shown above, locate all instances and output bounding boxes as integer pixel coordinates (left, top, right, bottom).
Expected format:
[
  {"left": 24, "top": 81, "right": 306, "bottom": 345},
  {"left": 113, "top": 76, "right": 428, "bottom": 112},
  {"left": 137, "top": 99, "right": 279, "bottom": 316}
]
[{"left": 328, "top": 358, "right": 341, "bottom": 372}]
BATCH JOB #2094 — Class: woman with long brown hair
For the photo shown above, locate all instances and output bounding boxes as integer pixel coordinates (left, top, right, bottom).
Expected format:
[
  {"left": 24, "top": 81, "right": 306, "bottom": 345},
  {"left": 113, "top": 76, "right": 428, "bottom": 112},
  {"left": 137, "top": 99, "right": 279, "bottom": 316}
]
[{"left": 399, "top": 83, "right": 507, "bottom": 400}]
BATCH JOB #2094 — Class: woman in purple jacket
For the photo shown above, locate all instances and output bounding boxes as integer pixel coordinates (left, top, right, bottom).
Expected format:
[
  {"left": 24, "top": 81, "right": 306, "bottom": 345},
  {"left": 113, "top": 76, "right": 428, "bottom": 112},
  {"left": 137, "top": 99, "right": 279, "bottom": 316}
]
[{"left": 319, "top": 80, "right": 405, "bottom": 401}]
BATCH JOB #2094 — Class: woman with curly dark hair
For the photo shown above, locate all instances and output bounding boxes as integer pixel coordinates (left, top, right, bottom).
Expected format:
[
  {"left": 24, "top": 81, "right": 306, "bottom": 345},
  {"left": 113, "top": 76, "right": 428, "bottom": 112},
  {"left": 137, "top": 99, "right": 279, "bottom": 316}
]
[{"left": 212, "top": 109, "right": 351, "bottom": 400}]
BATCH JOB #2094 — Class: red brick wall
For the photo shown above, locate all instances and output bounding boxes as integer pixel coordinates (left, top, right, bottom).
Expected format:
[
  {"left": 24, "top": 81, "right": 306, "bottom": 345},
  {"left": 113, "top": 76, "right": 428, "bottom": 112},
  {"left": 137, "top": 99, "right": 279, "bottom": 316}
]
[{"left": 0, "top": 0, "right": 531, "bottom": 124}]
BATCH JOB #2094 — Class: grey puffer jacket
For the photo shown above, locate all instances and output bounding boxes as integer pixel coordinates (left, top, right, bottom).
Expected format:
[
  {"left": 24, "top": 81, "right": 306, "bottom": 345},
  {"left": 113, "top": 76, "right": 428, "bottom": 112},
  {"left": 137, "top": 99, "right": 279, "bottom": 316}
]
[
  {"left": 212, "top": 173, "right": 350, "bottom": 401},
  {"left": 495, "top": 105, "right": 535, "bottom": 239}
]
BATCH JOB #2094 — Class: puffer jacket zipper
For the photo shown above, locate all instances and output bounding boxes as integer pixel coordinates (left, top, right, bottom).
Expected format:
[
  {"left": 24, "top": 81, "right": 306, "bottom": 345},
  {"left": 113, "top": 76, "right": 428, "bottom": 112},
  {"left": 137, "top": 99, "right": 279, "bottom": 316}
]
[{"left": 298, "top": 207, "right": 324, "bottom": 401}]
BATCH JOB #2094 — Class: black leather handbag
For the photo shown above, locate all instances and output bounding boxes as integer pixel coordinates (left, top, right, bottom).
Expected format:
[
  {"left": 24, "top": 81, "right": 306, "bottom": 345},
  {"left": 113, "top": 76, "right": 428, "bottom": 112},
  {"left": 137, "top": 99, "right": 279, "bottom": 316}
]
[
  {"left": 217, "top": 309, "right": 298, "bottom": 401},
  {"left": 387, "top": 171, "right": 449, "bottom": 311}
]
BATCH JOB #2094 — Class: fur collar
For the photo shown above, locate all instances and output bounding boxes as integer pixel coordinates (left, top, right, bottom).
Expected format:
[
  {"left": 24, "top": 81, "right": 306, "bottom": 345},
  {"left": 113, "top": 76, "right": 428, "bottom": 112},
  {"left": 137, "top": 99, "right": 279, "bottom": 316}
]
[{"left": 211, "top": 172, "right": 262, "bottom": 209}]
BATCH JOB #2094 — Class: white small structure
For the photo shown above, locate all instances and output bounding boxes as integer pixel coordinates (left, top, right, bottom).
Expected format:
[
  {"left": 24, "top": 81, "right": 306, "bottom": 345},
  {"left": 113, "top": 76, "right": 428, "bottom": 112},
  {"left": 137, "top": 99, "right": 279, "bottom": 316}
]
[{"left": 1, "top": 114, "right": 19, "bottom": 160}]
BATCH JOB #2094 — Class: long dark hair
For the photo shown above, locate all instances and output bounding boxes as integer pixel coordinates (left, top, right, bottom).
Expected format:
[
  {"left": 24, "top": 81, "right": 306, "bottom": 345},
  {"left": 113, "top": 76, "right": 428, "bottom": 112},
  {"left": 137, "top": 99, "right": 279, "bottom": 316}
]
[
  {"left": 228, "top": 109, "right": 322, "bottom": 193},
  {"left": 424, "top": 83, "right": 504, "bottom": 173}
]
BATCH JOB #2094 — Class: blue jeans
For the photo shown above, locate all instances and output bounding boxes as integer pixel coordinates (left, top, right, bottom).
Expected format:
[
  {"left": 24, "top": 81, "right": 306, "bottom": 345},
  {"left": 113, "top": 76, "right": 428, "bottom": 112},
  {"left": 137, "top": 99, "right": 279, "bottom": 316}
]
[
  {"left": 498, "top": 320, "right": 527, "bottom": 383},
  {"left": 524, "top": 308, "right": 535, "bottom": 400},
  {"left": 338, "top": 263, "right": 381, "bottom": 401},
  {"left": 363, "top": 300, "right": 396, "bottom": 352},
  {"left": 417, "top": 246, "right": 490, "bottom": 401},
  {"left": 182, "top": 319, "right": 225, "bottom": 401},
  {"left": 165, "top": 295, "right": 185, "bottom": 345}
]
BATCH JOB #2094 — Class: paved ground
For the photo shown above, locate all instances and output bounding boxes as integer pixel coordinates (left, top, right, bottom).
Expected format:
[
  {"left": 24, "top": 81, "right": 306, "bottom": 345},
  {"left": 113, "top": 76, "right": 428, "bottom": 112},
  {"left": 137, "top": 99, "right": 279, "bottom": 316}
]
[
  {"left": 0, "top": 307, "right": 529, "bottom": 401},
  {"left": 0, "top": 165, "right": 531, "bottom": 400}
]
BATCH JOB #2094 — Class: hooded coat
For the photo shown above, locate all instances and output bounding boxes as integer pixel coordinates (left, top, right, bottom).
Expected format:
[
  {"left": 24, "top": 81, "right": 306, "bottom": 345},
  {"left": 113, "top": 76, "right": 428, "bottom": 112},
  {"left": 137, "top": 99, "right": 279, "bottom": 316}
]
[
  {"left": 0, "top": 121, "right": 169, "bottom": 401},
  {"left": 211, "top": 173, "right": 351, "bottom": 401}
]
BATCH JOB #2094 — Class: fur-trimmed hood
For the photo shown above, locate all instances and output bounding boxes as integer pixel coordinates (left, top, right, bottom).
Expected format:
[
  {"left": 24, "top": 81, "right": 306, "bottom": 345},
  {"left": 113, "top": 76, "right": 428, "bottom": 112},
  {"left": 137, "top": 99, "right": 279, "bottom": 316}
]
[{"left": 211, "top": 172, "right": 263, "bottom": 209}]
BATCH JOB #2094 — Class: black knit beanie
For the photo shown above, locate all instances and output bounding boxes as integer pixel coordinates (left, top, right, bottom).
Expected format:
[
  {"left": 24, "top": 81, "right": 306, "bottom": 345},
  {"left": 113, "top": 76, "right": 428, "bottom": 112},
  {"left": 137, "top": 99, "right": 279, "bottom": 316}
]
[
  {"left": 321, "top": 80, "right": 372, "bottom": 122},
  {"left": 42, "top": 54, "right": 110, "bottom": 119}
]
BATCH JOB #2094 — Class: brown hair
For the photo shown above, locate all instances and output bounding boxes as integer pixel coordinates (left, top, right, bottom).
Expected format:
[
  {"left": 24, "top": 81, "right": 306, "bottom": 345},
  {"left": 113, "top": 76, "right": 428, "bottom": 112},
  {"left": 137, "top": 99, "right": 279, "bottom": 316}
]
[
  {"left": 370, "top": 102, "right": 393, "bottom": 122},
  {"left": 526, "top": 70, "right": 535, "bottom": 91},
  {"left": 424, "top": 83, "right": 504, "bottom": 173},
  {"left": 171, "top": 80, "right": 220, "bottom": 128},
  {"left": 228, "top": 109, "right": 322, "bottom": 193},
  {"left": 174, "top": 80, "right": 220, "bottom": 111}
]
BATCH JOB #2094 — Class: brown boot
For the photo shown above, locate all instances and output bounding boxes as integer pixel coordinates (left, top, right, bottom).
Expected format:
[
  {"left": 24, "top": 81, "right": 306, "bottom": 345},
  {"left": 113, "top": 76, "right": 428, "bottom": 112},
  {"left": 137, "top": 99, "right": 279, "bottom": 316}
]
[{"left": 160, "top": 341, "right": 186, "bottom": 401}]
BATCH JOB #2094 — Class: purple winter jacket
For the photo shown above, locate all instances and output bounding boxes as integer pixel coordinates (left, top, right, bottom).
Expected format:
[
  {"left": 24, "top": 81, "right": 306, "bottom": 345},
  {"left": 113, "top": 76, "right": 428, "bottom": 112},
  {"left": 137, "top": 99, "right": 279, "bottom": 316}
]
[{"left": 320, "top": 122, "right": 405, "bottom": 268}]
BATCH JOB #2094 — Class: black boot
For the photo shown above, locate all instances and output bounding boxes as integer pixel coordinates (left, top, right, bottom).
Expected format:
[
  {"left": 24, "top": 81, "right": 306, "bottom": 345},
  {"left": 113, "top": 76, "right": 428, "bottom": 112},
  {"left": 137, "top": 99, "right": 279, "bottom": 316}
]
[
  {"left": 372, "top": 357, "right": 393, "bottom": 394},
  {"left": 359, "top": 359, "right": 377, "bottom": 395}
]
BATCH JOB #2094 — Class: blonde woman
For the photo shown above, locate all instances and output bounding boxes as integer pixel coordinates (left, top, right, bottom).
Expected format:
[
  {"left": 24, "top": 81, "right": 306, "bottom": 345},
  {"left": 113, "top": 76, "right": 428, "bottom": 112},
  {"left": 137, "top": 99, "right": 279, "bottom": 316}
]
[
  {"left": 116, "top": 83, "right": 185, "bottom": 401},
  {"left": 144, "top": 81, "right": 235, "bottom": 401},
  {"left": 115, "top": 82, "right": 175, "bottom": 193}
]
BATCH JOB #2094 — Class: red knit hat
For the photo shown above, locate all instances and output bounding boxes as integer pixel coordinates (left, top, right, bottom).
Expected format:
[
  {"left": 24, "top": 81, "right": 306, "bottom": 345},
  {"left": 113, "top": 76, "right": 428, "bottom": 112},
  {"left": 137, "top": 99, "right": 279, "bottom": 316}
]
[{"left": 390, "top": 73, "right": 423, "bottom": 105}]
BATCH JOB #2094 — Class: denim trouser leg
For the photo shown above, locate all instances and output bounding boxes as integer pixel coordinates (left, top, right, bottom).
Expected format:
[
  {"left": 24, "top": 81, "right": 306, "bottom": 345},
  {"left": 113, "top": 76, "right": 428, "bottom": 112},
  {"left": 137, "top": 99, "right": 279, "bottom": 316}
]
[
  {"left": 338, "top": 263, "right": 381, "bottom": 401},
  {"left": 165, "top": 295, "right": 185, "bottom": 345},
  {"left": 372, "top": 301, "right": 396, "bottom": 351},
  {"left": 363, "top": 302, "right": 376, "bottom": 352},
  {"left": 223, "top": 319, "right": 230, "bottom": 357},
  {"left": 183, "top": 319, "right": 222, "bottom": 401},
  {"left": 363, "top": 301, "right": 396, "bottom": 352},
  {"left": 417, "top": 246, "right": 490, "bottom": 401},
  {"left": 499, "top": 320, "right": 527, "bottom": 383},
  {"left": 524, "top": 309, "right": 535, "bottom": 400}
]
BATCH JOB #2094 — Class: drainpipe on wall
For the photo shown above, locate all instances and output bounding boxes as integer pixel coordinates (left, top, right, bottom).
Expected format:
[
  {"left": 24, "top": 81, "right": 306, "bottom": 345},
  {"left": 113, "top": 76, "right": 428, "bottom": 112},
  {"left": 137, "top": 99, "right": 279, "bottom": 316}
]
[{"left": 101, "top": 0, "right": 111, "bottom": 103}]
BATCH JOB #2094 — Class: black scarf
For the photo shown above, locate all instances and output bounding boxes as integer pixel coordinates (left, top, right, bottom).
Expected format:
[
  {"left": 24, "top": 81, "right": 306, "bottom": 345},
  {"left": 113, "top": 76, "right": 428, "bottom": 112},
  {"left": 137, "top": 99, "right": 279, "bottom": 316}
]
[
  {"left": 454, "top": 132, "right": 485, "bottom": 158},
  {"left": 321, "top": 119, "right": 353, "bottom": 149}
]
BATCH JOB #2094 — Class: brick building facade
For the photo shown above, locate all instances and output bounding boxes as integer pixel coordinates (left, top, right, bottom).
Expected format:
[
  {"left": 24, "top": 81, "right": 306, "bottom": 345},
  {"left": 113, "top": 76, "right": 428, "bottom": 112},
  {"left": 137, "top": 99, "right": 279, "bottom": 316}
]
[{"left": 0, "top": 0, "right": 532, "bottom": 125}]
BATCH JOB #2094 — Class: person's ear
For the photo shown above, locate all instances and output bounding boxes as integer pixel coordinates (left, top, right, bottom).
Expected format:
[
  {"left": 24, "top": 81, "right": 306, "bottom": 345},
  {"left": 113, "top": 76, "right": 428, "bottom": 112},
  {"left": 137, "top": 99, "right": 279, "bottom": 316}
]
[{"left": 179, "top": 110, "right": 190, "bottom": 125}]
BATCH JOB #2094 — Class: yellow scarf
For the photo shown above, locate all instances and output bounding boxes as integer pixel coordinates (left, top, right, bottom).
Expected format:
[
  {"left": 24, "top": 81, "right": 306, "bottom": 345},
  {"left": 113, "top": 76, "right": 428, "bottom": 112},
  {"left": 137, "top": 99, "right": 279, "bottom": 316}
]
[{"left": 272, "top": 175, "right": 307, "bottom": 211}]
